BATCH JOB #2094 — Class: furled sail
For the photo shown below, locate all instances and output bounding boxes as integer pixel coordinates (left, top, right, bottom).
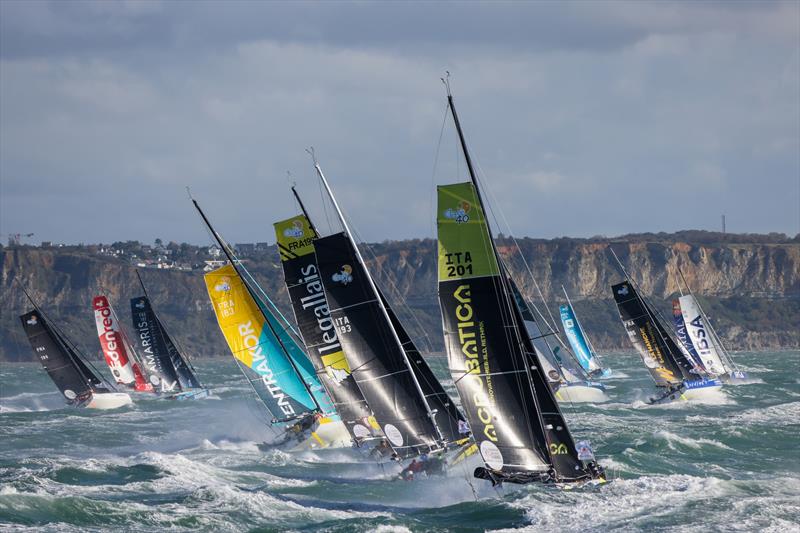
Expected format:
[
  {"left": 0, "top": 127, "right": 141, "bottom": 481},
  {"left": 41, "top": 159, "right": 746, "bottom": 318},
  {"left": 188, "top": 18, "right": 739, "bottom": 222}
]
[
  {"left": 274, "top": 214, "right": 375, "bottom": 438},
  {"left": 129, "top": 296, "right": 183, "bottom": 394},
  {"left": 92, "top": 295, "right": 151, "bottom": 391},
  {"left": 611, "top": 281, "right": 695, "bottom": 386},
  {"left": 677, "top": 295, "right": 727, "bottom": 377},
  {"left": 204, "top": 264, "right": 319, "bottom": 421},
  {"left": 20, "top": 310, "right": 108, "bottom": 403},
  {"left": 437, "top": 182, "right": 595, "bottom": 482},
  {"left": 314, "top": 232, "right": 441, "bottom": 459}
]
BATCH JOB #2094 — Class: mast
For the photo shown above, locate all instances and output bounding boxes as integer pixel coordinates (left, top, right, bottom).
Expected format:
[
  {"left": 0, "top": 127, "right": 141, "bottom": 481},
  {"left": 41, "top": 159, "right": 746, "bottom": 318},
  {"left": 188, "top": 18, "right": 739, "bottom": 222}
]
[
  {"left": 309, "top": 150, "right": 445, "bottom": 445},
  {"left": 444, "top": 78, "right": 556, "bottom": 462},
  {"left": 191, "top": 197, "right": 322, "bottom": 413},
  {"left": 291, "top": 185, "right": 318, "bottom": 236}
]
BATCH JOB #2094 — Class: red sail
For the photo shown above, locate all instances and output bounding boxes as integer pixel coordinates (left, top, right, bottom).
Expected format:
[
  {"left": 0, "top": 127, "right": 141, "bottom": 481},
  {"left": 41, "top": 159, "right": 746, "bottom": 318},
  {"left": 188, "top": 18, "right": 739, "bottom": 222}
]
[{"left": 92, "top": 296, "right": 152, "bottom": 392}]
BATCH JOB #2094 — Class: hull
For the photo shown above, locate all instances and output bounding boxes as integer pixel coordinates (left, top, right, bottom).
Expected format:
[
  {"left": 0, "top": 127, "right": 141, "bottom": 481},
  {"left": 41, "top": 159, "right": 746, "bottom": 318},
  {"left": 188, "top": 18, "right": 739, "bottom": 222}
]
[
  {"left": 648, "top": 379, "right": 724, "bottom": 404},
  {"left": 260, "top": 419, "right": 353, "bottom": 453},
  {"left": 554, "top": 382, "right": 609, "bottom": 403},
  {"left": 85, "top": 392, "right": 133, "bottom": 410}
]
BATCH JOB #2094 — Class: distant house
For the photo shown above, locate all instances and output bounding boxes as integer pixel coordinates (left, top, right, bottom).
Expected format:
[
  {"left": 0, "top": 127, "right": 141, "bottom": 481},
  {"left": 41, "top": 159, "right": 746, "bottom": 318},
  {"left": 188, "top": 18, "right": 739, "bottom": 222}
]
[
  {"left": 41, "top": 241, "right": 52, "bottom": 248},
  {"left": 203, "top": 260, "right": 227, "bottom": 272},
  {"left": 235, "top": 243, "right": 255, "bottom": 256},
  {"left": 255, "top": 242, "right": 271, "bottom": 252}
]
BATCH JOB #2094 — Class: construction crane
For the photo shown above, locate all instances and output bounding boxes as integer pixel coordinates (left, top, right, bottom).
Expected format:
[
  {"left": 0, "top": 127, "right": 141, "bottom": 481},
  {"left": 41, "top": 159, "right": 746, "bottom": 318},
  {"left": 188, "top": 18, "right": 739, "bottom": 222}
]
[{"left": 5, "top": 233, "right": 34, "bottom": 246}]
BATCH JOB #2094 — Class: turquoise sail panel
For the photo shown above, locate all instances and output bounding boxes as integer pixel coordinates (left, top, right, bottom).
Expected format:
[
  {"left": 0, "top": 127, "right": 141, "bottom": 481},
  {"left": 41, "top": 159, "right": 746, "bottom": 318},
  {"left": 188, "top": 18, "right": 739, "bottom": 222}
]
[
  {"left": 559, "top": 304, "right": 601, "bottom": 374},
  {"left": 254, "top": 295, "right": 338, "bottom": 418}
]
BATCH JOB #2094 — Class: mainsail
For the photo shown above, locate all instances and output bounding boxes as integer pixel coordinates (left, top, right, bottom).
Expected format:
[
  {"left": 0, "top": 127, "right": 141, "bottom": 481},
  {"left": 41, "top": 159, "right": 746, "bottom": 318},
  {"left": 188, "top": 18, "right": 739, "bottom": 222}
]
[
  {"left": 611, "top": 280, "right": 695, "bottom": 387},
  {"left": 20, "top": 309, "right": 109, "bottom": 403},
  {"left": 92, "top": 295, "right": 151, "bottom": 391},
  {"left": 129, "top": 295, "right": 183, "bottom": 394},
  {"left": 672, "top": 299, "right": 705, "bottom": 372},
  {"left": 205, "top": 264, "right": 321, "bottom": 421},
  {"left": 437, "top": 181, "right": 596, "bottom": 483},
  {"left": 314, "top": 232, "right": 442, "bottom": 458},
  {"left": 274, "top": 213, "right": 376, "bottom": 438}
]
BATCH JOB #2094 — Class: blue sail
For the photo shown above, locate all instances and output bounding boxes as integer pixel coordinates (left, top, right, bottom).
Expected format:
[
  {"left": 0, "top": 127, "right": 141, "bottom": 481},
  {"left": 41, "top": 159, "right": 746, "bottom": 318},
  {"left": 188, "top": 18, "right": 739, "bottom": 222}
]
[
  {"left": 253, "top": 291, "right": 338, "bottom": 418},
  {"left": 559, "top": 303, "right": 604, "bottom": 376}
]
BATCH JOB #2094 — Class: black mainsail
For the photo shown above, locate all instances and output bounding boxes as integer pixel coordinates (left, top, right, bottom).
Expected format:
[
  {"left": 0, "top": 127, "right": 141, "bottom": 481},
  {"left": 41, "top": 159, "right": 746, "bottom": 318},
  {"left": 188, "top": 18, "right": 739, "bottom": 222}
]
[
  {"left": 436, "top": 83, "right": 603, "bottom": 484},
  {"left": 611, "top": 280, "right": 695, "bottom": 387},
  {"left": 309, "top": 154, "right": 465, "bottom": 459},
  {"left": 273, "top": 209, "right": 376, "bottom": 440},
  {"left": 20, "top": 309, "right": 110, "bottom": 404}
]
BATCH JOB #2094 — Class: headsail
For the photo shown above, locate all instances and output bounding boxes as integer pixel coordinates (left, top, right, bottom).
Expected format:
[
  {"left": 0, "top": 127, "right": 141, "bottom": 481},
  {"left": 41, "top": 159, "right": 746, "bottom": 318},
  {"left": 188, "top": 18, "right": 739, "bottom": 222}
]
[
  {"left": 314, "top": 232, "right": 442, "bottom": 458},
  {"left": 274, "top": 214, "right": 375, "bottom": 438},
  {"left": 20, "top": 310, "right": 108, "bottom": 403},
  {"left": 559, "top": 298, "right": 604, "bottom": 376},
  {"left": 437, "top": 181, "right": 595, "bottom": 482},
  {"left": 672, "top": 299, "right": 705, "bottom": 372},
  {"left": 677, "top": 295, "right": 727, "bottom": 377},
  {"left": 205, "top": 264, "right": 320, "bottom": 421},
  {"left": 92, "top": 295, "right": 151, "bottom": 392},
  {"left": 611, "top": 281, "right": 695, "bottom": 386}
]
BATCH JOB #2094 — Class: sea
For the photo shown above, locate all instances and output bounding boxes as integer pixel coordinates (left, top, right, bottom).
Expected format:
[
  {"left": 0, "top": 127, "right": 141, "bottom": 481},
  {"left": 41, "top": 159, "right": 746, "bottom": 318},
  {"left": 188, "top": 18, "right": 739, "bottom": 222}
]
[{"left": 1, "top": 351, "right": 798, "bottom": 532}]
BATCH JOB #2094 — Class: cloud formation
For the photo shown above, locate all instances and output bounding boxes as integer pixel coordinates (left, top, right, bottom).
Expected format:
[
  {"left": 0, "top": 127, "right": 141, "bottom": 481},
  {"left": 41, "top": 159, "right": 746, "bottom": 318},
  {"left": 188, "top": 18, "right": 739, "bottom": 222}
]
[{"left": 1, "top": 1, "right": 797, "bottom": 245}]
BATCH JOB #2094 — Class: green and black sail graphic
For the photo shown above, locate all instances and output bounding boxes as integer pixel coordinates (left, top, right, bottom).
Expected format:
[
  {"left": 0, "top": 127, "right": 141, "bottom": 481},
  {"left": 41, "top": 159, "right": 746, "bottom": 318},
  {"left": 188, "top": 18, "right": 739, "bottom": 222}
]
[
  {"left": 314, "top": 232, "right": 441, "bottom": 459},
  {"left": 274, "top": 215, "right": 377, "bottom": 440},
  {"left": 437, "top": 182, "right": 596, "bottom": 482}
]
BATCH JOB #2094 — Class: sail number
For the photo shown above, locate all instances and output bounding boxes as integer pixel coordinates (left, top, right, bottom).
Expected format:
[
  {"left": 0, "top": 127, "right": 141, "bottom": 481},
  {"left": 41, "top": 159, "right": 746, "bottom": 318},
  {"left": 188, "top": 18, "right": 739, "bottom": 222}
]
[
  {"left": 444, "top": 251, "right": 473, "bottom": 278},
  {"left": 334, "top": 316, "right": 351, "bottom": 335}
]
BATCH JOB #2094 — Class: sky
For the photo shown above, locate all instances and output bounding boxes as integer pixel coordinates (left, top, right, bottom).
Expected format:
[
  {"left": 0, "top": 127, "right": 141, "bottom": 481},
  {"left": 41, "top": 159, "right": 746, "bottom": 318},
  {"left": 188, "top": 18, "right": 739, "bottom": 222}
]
[{"left": 1, "top": 0, "right": 798, "bottom": 246}]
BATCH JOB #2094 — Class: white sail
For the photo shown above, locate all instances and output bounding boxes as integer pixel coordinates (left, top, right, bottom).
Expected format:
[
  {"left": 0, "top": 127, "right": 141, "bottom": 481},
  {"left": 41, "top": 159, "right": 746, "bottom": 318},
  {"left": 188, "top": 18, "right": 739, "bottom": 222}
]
[{"left": 678, "top": 295, "right": 727, "bottom": 377}]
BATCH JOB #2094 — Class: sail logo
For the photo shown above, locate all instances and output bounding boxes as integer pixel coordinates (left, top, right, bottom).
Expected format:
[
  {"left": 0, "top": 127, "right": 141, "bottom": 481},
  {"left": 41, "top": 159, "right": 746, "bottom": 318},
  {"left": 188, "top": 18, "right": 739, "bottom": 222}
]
[
  {"left": 617, "top": 285, "right": 629, "bottom": 296},
  {"left": 26, "top": 315, "right": 38, "bottom": 325},
  {"left": 453, "top": 283, "right": 498, "bottom": 443},
  {"left": 549, "top": 442, "right": 568, "bottom": 455},
  {"left": 214, "top": 277, "right": 232, "bottom": 292},
  {"left": 283, "top": 220, "right": 305, "bottom": 239},
  {"left": 298, "top": 264, "right": 343, "bottom": 359},
  {"left": 443, "top": 201, "right": 471, "bottom": 224},
  {"left": 332, "top": 265, "right": 353, "bottom": 285},
  {"left": 135, "top": 299, "right": 146, "bottom": 309},
  {"left": 238, "top": 320, "right": 296, "bottom": 416}
]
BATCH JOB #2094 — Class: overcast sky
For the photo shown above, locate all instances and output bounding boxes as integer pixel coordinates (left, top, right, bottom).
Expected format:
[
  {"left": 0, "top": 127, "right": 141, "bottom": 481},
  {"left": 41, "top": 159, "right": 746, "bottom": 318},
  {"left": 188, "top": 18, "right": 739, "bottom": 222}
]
[{"left": 1, "top": 0, "right": 798, "bottom": 246}]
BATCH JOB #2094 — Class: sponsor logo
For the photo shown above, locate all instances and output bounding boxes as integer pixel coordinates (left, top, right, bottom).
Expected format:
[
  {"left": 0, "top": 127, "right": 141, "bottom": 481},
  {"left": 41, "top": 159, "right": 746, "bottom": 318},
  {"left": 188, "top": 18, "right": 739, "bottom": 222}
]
[
  {"left": 237, "top": 321, "right": 296, "bottom": 416},
  {"left": 452, "top": 284, "right": 498, "bottom": 443},
  {"left": 135, "top": 299, "right": 146, "bottom": 309},
  {"left": 444, "top": 201, "right": 471, "bottom": 224},
  {"left": 214, "top": 277, "right": 232, "bottom": 292},
  {"left": 283, "top": 219, "right": 305, "bottom": 239},
  {"left": 26, "top": 315, "right": 38, "bottom": 325},
  {"left": 576, "top": 440, "right": 595, "bottom": 461},
  {"left": 332, "top": 264, "right": 353, "bottom": 285},
  {"left": 383, "top": 423, "right": 403, "bottom": 447},
  {"left": 617, "top": 284, "right": 629, "bottom": 296},
  {"left": 297, "top": 264, "right": 343, "bottom": 361},
  {"left": 549, "top": 443, "right": 568, "bottom": 455},
  {"left": 480, "top": 440, "right": 504, "bottom": 470}
]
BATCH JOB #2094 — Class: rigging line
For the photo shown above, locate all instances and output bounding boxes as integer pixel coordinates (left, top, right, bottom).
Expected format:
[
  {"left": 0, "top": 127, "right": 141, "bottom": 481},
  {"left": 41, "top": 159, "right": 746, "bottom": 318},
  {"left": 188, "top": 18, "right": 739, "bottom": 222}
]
[
  {"left": 309, "top": 148, "right": 335, "bottom": 236},
  {"left": 429, "top": 102, "right": 450, "bottom": 240}
]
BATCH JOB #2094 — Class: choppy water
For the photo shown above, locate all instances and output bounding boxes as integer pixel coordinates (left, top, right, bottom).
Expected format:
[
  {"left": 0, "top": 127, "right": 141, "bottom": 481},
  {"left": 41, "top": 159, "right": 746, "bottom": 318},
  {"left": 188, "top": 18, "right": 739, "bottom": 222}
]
[{"left": 1, "top": 351, "right": 798, "bottom": 532}]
